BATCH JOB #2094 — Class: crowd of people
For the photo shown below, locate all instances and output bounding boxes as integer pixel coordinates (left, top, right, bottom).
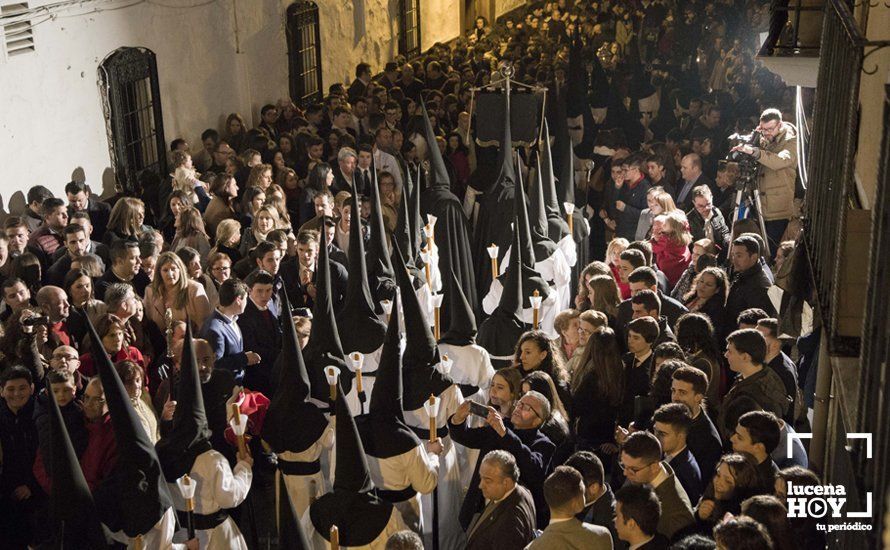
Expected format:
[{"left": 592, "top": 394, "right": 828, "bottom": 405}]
[{"left": 0, "top": 0, "right": 821, "bottom": 549}]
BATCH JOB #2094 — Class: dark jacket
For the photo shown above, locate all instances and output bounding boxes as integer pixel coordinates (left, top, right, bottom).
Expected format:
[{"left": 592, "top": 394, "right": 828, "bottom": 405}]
[
  {"left": 615, "top": 177, "right": 652, "bottom": 240},
  {"left": 669, "top": 447, "right": 703, "bottom": 505},
  {"left": 686, "top": 408, "right": 723, "bottom": 482},
  {"left": 688, "top": 206, "right": 731, "bottom": 255},
  {"left": 200, "top": 310, "right": 249, "bottom": 382},
  {"left": 767, "top": 352, "right": 799, "bottom": 424},
  {"left": 465, "top": 484, "right": 537, "bottom": 550},
  {"left": 279, "top": 256, "right": 349, "bottom": 314},
  {"left": 719, "top": 367, "right": 791, "bottom": 436},
  {"left": 577, "top": 483, "right": 618, "bottom": 545},
  {"left": 724, "top": 264, "right": 776, "bottom": 334},
  {"left": 450, "top": 418, "right": 555, "bottom": 530},
  {"left": 0, "top": 397, "right": 38, "bottom": 498},
  {"left": 235, "top": 299, "right": 282, "bottom": 395},
  {"left": 616, "top": 293, "right": 688, "bottom": 347}
]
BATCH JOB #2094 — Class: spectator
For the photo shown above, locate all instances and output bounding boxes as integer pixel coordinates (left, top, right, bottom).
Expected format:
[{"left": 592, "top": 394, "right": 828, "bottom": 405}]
[
  {"left": 571, "top": 328, "right": 624, "bottom": 454},
  {"left": 614, "top": 484, "right": 670, "bottom": 549},
  {"left": 652, "top": 403, "right": 703, "bottom": 504},
  {"left": 565, "top": 450, "right": 618, "bottom": 542},
  {"left": 725, "top": 236, "right": 776, "bottom": 334},
  {"left": 528, "top": 466, "right": 612, "bottom": 549},
  {"left": 97, "top": 240, "right": 150, "bottom": 299},
  {"left": 712, "top": 516, "right": 774, "bottom": 550},
  {"left": 200, "top": 278, "right": 260, "bottom": 384},
  {"left": 464, "top": 450, "right": 537, "bottom": 549},
  {"left": 144, "top": 251, "right": 212, "bottom": 332},
  {"left": 730, "top": 410, "right": 782, "bottom": 494},
  {"left": 671, "top": 366, "right": 723, "bottom": 481}
]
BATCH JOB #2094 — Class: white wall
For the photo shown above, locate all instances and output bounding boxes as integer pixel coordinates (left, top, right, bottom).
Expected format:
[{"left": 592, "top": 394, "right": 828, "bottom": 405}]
[{"left": 0, "top": 0, "right": 458, "bottom": 215}]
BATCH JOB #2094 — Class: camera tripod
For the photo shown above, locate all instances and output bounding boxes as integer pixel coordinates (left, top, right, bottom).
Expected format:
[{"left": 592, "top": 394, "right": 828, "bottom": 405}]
[{"left": 730, "top": 161, "right": 771, "bottom": 258}]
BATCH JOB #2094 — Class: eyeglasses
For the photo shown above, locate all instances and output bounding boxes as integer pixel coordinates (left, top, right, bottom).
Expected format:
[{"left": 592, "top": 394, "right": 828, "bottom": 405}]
[
  {"left": 83, "top": 396, "right": 106, "bottom": 405},
  {"left": 515, "top": 401, "right": 542, "bottom": 419},
  {"left": 211, "top": 266, "right": 231, "bottom": 273},
  {"left": 619, "top": 461, "right": 655, "bottom": 474}
]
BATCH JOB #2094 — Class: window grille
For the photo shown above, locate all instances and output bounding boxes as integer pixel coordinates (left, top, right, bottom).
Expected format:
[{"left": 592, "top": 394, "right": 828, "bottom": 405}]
[{"left": 286, "top": 2, "right": 323, "bottom": 106}]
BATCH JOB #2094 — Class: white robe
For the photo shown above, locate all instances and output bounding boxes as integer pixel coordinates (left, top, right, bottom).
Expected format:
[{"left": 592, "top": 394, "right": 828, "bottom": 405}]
[
  {"left": 277, "top": 418, "right": 336, "bottom": 520},
  {"left": 344, "top": 344, "right": 383, "bottom": 417},
  {"left": 497, "top": 245, "right": 573, "bottom": 312},
  {"left": 482, "top": 277, "right": 560, "bottom": 338},
  {"left": 403, "top": 385, "right": 466, "bottom": 550},
  {"left": 303, "top": 506, "right": 408, "bottom": 549},
  {"left": 107, "top": 507, "right": 186, "bottom": 550},
  {"left": 366, "top": 445, "right": 439, "bottom": 533},
  {"left": 167, "top": 449, "right": 252, "bottom": 550}
]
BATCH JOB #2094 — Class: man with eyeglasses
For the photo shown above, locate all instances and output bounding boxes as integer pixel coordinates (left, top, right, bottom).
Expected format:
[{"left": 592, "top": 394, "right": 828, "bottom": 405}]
[
  {"left": 618, "top": 431, "right": 694, "bottom": 541},
  {"left": 450, "top": 390, "right": 556, "bottom": 530},
  {"left": 688, "top": 185, "right": 730, "bottom": 256}
]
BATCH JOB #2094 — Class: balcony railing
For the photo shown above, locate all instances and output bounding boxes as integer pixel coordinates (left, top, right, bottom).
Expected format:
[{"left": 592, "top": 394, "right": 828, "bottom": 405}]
[{"left": 757, "top": 0, "right": 825, "bottom": 57}]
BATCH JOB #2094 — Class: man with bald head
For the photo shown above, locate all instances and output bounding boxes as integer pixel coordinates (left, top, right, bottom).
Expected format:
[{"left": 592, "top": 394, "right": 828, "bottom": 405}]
[
  {"left": 35, "top": 285, "right": 73, "bottom": 355},
  {"left": 676, "top": 153, "right": 714, "bottom": 210}
]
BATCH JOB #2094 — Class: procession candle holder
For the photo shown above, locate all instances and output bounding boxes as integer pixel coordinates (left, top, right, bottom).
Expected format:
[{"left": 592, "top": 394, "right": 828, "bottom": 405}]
[
  {"left": 380, "top": 299, "right": 393, "bottom": 323},
  {"left": 330, "top": 525, "right": 340, "bottom": 550},
  {"left": 229, "top": 403, "right": 249, "bottom": 457},
  {"left": 165, "top": 308, "right": 175, "bottom": 358},
  {"left": 437, "top": 354, "right": 453, "bottom": 376},
  {"left": 426, "top": 214, "right": 438, "bottom": 247},
  {"left": 487, "top": 244, "right": 499, "bottom": 277},
  {"left": 563, "top": 202, "right": 575, "bottom": 234},
  {"left": 424, "top": 394, "right": 441, "bottom": 444},
  {"left": 349, "top": 352, "right": 365, "bottom": 394},
  {"left": 420, "top": 249, "right": 432, "bottom": 288},
  {"left": 134, "top": 535, "right": 143, "bottom": 550},
  {"left": 431, "top": 293, "right": 444, "bottom": 340},
  {"left": 530, "top": 290, "right": 542, "bottom": 330},
  {"left": 176, "top": 474, "right": 197, "bottom": 539},
  {"left": 325, "top": 366, "right": 341, "bottom": 402}
]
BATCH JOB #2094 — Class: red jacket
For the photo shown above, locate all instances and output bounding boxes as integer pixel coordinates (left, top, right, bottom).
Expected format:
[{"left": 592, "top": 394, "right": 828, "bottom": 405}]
[
  {"left": 34, "top": 413, "right": 117, "bottom": 493},
  {"left": 610, "top": 262, "right": 632, "bottom": 299},
  {"left": 78, "top": 346, "right": 145, "bottom": 378},
  {"left": 651, "top": 237, "right": 692, "bottom": 289}
]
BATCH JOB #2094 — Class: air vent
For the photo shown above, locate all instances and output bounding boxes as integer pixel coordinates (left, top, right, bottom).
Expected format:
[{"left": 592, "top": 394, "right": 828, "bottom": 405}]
[{"left": 1, "top": 2, "right": 35, "bottom": 59}]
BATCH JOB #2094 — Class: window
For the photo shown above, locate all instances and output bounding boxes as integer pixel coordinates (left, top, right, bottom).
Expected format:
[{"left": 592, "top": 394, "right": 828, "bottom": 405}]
[
  {"left": 98, "top": 47, "right": 167, "bottom": 197},
  {"left": 1, "top": 2, "right": 36, "bottom": 60},
  {"left": 286, "top": 2, "right": 322, "bottom": 106},
  {"left": 398, "top": 0, "right": 421, "bottom": 59}
]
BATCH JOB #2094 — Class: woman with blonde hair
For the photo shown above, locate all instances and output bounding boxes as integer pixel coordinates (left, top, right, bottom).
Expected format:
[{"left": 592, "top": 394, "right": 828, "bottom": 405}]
[
  {"left": 265, "top": 184, "right": 294, "bottom": 231},
  {"left": 635, "top": 187, "right": 678, "bottom": 241},
  {"left": 239, "top": 205, "right": 279, "bottom": 256},
  {"left": 651, "top": 210, "right": 693, "bottom": 288},
  {"left": 171, "top": 207, "right": 212, "bottom": 258},
  {"left": 587, "top": 274, "right": 621, "bottom": 325},
  {"left": 104, "top": 197, "right": 149, "bottom": 246},
  {"left": 605, "top": 237, "right": 631, "bottom": 299},
  {"left": 246, "top": 163, "right": 273, "bottom": 192},
  {"left": 209, "top": 218, "right": 243, "bottom": 263},
  {"left": 144, "top": 251, "right": 211, "bottom": 332}
]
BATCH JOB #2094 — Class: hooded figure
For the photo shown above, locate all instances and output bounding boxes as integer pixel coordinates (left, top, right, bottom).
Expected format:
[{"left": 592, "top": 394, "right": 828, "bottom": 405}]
[
  {"left": 86, "top": 315, "right": 177, "bottom": 548},
  {"left": 539, "top": 119, "right": 572, "bottom": 244},
  {"left": 356, "top": 293, "right": 439, "bottom": 534},
  {"left": 303, "top": 218, "right": 352, "bottom": 404},
  {"left": 262, "top": 288, "right": 335, "bottom": 519},
  {"left": 44, "top": 377, "right": 107, "bottom": 549},
  {"left": 277, "top": 472, "right": 311, "bottom": 550},
  {"left": 338, "top": 182, "right": 389, "bottom": 415},
  {"left": 394, "top": 163, "right": 427, "bottom": 287},
  {"left": 477, "top": 226, "right": 529, "bottom": 367},
  {"left": 366, "top": 159, "right": 398, "bottom": 306},
  {"left": 157, "top": 324, "right": 252, "bottom": 549},
  {"left": 438, "top": 266, "right": 494, "bottom": 401},
  {"left": 392, "top": 240, "right": 466, "bottom": 549},
  {"left": 471, "top": 82, "right": 520, "bottom": 302},
  {"left": 307, "top": 379, "right": 407, "bottom": 547},
  {"left": 416, "top": 101, "right": 478, "bottom": 315}
]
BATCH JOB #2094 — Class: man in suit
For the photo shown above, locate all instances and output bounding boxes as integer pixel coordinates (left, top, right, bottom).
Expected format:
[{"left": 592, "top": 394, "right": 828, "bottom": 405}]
[
  {"left": 619, "top": 432, "right": 694, "bottom": 541},
  {"left": 235, "top": 270, "right": 281, "bottom": 396},
  {"left": 200, "top": 278, "right": 261, "bottom": 386},
  {"left": 330, "top": 147, "right": 359, "bottom": 196},
  {"left": 97, "top": 240, "right": 150, "bottom": 299},
  {"left": 465, "top": 450, "right": 536, "bottom": 550},
  {"left": 529, "top": 466, "right": 613, "bottom": 549},
  {"left": 450, "top": 391, "right": 556, "bottom": 530},
  {"left": 670, "top": 367, "right": 723, "bottom": 482},
  {"left": 280, "top": 228, "right": 348, "bottom": 313},
  {"left": 651, "top": 404, "right": 702, "bottom": 505},
  {"left": 614, "top": 484, "right": 670, "bottom": 550},
  {"left": 565, "top": 451, "right": 618, "bottom": 544},
  {"left": 616, "top": 268, "right": 687, "bottom": 346},
  {"left": 675, "top": 154, "right": 713, "bottom": 211},
  {"left": 724, "top": 237, "right": 777, "bottom": 335},
  {"left": 65, "top": 181, "right": 110, "bottom": 241},
  {"left": 347, "top": 62, "right": 371, "bottom": 103}
]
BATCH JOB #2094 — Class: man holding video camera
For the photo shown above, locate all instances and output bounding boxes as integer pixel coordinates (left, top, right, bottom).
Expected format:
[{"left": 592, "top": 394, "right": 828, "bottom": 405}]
[{"left": 730, "top": 108, "right": 798, "bottom": 252}]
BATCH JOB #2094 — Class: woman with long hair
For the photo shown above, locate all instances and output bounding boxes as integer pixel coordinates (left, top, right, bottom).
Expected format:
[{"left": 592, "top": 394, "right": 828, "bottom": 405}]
[
  {"left": 105, "top": 197, "right": 149, "bottom": 246},
  {"left": 158, "top": 190, "right": 191, "bottom": 244},
  {"left": 300, "top": 162, "right": 334, "bottom": 223},
  {"left": 264, "top": 184, "right": 294, "bottom": 232},
  {"left": 605, "top": 238, "right": 631, "bottom": 299},
  {"left": 513, "top": 330, "right": 572, "bottom": 407},
  {"left": 683, "top": 266, "right": 729, "bottom": 334},
  {"left": 171, "top": 207, "right": 212, "bottom": 259},
  {"left": 143, "top": 251, "right": 211, "bottom": 332},
  {"left": 225, "top": 113, "right": 248, "bottom": 153},
  {"left": 671, "top": 238, "right": 718, "bottom": 301},
  {"left": 445, "top": 132, "right": 470, "bottom": 196},
  {"left": 278, "top": 133, "right": 300, "bottom": 169},
  {"left": 487, "top": 367, "right": 523, "bottom": 417},
  {"left": 209, "top": 219, "right": 243, "bottom": 263},
  {"left": 64, "top": 268, "right": 106, "bottom": 320},
  {"left": 246, "top": 163, "right": 273, "bottom": 192},
  {"left": 275, "top": 167, "right": 301, "bottom": 223},
  {"left": 570, "top": 328, "right": 624, "bottom": 456},
  {"left": 204, "top": 173, "right": 239, "bottom": 239},
  {"left": 79, "top": 314, "right": 145, "bottom": 377},
  {"left": 240, "top": 187, "right": 267, "bottom": 228},
  {"left": 650, "top": 210, "right": 693, "bottom": 288},
  {"left": 696, "top": 453, "right": 761, "bottom": 526},
  {"left": 176, "top": 247, "right": 219, "bottom": 311},
  {"left": 635, "top": 187, "right": 678, "bottom": 241},
  {"left": 574, "top": 261, "right": 612, "bottom": 311},
  {"left": 587, "top": 274, "right": 621, "bottom": 326},
  {"left": 239, "top": 205, "right": 279, "bottom": 256},
  {"left": 675, "top": 312, "right": 725, "bottom": 411}
]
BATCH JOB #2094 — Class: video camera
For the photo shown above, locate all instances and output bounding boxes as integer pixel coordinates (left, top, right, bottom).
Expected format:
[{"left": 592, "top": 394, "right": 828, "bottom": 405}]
[{"left": 726, "top": 129, "right": 762, "bottom": 191}]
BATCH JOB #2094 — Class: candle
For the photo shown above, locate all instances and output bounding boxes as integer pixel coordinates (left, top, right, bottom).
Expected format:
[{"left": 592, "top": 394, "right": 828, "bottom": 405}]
[
  {"left": 431, "top": 293, "right": 444, "bottom": 340},
  {"left": 330, "top": 525, "right": 339, "bottom": 550},
  {"left": 325, "top": 366, "right": 340, "bottom": 402},
  {"left": 134, "top": 535, "right": 143, "bottom": 550},
  {"left": 229, "top": 403, "right": 248, "bottom": 456},
  {"left": 424, "top": 223, "right": 434, "bottom": 250},
  {"left": 487, "top": 244, "right": 499, "bottom": 277},
  {"left": 420, "top": 249, "right": 432, "bottom": 288},
  {"left": 380, "top": 299, "right": 393, "bottom": 322},
  {"left": 438, "top": 354, "right": 453, "bottom": 376},
  {"left": 530, "top": 289, "right": 542, "bottom": 329},
  {"left": 423, "top": 394, "right": 440, "bottom": 444},
  {"left": 564, "top": 202, "right": 575, "bottom": 234},
  {"left": 177, "top": 474, "right": 197, "bottom": 539},
  {"left": 350, "top": 352, "right": 364, "bottom": 393}
]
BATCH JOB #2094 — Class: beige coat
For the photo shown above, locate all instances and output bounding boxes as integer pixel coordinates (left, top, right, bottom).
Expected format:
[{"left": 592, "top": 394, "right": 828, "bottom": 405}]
[{"left": 756, "top": 122, "right": 798, "bottom": 221}]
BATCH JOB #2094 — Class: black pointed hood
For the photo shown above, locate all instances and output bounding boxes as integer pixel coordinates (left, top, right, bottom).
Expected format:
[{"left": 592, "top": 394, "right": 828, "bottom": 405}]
[
  {"left": 421, "top": 100, "right": 451, "bottom": 189},
  {"left": 87, "top": 314, "right": 173, "bottom": 537},
  {"left": 587, "top": 53, "right": 612, "bottom": 110},
  {"left": 439, "top": 265, "right": 477, "bottom": 346},
  {"left": 366, "top": 162, "right": 398, "bottom": 306},
  {"left": 309, "top": 380, "right": 394, "bottom": 547},
  {"left": 356, "top": 293, "right": 422, "bottom": 459},
  {"left": 303, "top": 217, "right": 352, "bottom": 402},
  {"left": 408, "top": 162, "right": 426, "bottom": 270},
  {"left": 493, "top": 82, "right": 517, "bottom": 192},
  {"left": 278, "top": 473, "right": 311, "bottom": 550},
  {"left": 477, "top": 227, "right": 527, "bottom": 360},
  {"left": 528, "top": 152, "right": 560, "bottom": 259},
  {"left": 394, "top": 165, "right": 425, "bottom": 284},
  {"left": 391, "top": 240, "right": 453, "bottom": 410},
  {"left": 513, "top": 163, "right": 552, "bottom": 306},
  {"left": 436, "top": 204, "right": 478, "bottom": 328},
  {"left": 566, "top": 29, "right": 589, "bottom": 118},
  {"left": 45, "top": 378, "right": 106, "bottom": 548},
  {"left": 156, "top": 322, "right": 213, "bottom": 481},
  {"left": 540, "top": 119, "right": 571, "bottom": 241},
  {"left": 262, "top": 288, "right": 328, "bottom": 452},
  {"left": 338, "top": 183, "right": 387, "bottom": 354}
]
